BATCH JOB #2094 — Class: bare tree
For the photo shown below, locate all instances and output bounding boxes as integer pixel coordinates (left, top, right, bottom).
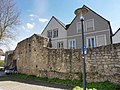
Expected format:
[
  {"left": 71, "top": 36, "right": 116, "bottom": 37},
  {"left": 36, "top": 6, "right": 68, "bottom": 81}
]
[{"left": 0, "top": 0, "right": 20, "bottom": 47}]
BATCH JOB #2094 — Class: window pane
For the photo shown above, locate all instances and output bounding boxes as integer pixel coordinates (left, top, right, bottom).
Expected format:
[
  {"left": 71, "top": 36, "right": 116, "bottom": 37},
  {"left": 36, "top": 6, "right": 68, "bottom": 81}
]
[
  {"left": 47, "top": 31, "right": 52, "bottom": 38},
  {"left": 97, "top": 35, "right": 106, "bottom": 46},
  {"left": 78, "top": 22, "right": 82, "bottom": 32},
  {"left": 86, "top": 20, "right": 94, "bottom": 31},
  {"left": 70, "top": 41, "right": 72, "bottom": 49},
  {"left": 57, "top": 42, "right": 63, "bottom": 48},
  {"left": 73, "top": 41, "right": 74, "bottom": 48},
  {"left": 69, "top": 39, "right": 76, "bottom": 49},
  {"left": 91, "top": 38, "right": 94, "bottom": 48},
  {"left": 88, "top": 38, "right": 91, "bottom": 47},
  {"left": 53, "top": 29, "right": 58, "bottom": 38}
]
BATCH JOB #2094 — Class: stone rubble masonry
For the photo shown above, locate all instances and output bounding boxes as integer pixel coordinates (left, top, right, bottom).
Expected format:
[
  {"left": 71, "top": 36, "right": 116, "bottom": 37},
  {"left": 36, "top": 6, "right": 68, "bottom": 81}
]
[{"left": 13, "top": 34, "right": 120, "bottom": 84}]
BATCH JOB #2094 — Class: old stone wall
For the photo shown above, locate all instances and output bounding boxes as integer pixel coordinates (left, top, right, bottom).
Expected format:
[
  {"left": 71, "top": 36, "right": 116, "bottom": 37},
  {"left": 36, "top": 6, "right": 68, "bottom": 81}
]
[
  {"left": 85, "top": 44, "right": 120, "bottom": 83},
  {"left": 13, "top": 34, "right": 49, "bottom": 75},
  {"left": 13, "top": 35, "right": 120, "bottom": 84}
]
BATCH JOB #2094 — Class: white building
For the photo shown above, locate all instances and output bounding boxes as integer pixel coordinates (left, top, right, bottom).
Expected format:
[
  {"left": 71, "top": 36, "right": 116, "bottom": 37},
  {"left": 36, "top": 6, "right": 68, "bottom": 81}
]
[
  {"left": 41, "top": 16, "right": 67, "bottom": 49},
  {"left": 112, "top": 28, "right": 120, "bottom": 44}
]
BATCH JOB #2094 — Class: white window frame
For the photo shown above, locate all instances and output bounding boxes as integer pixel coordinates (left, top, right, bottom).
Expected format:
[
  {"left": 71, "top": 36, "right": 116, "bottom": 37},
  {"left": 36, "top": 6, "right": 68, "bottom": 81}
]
[
  {"left": 77, "top": 22, "right": 85, "bottom": 33},
  {"left": 96, "top": 34, "right": 106, "bottom": 47},
  {"left": 85, "top": 19, "right": 94, "bottom": 31},
  {"left": 47, "top": 30, "right": 52, "bottom": 38},
  {"left": 86, "top": 36, "right": 96, "bottom": 48},
  {"left": 68, "top": 39, "right": 76, "bottom": 49},
  {"left": 53, "top": 28, "right": 58, "bottom": 38},
  {"left": 57, "top": 41, "right": 63, "bottom": 49}
]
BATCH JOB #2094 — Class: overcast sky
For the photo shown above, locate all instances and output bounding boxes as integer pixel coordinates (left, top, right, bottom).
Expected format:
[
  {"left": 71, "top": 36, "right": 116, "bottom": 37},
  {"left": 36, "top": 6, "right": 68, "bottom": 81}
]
[{"left": 2, "top": 0, "right": 120, "bottom": 51}]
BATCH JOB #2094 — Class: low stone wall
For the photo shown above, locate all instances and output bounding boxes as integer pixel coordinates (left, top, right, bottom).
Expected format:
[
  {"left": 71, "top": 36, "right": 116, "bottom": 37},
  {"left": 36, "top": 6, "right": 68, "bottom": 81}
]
[
  {"left": 13, "top": 35, "right": 120, "bottom": 84},
  {"left": 85, "top": 43, "right": 120, "bottom": 83}
]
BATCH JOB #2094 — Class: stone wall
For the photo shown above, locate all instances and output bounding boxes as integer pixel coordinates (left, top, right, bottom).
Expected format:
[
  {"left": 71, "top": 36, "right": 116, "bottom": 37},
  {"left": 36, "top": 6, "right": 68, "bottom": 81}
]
[
  {"left": 85, "top": 44, "right": 120, "bottom": 83},
  {"left": 13, "top": 35, "right": 120, "bottom": 84},
  {"left": 13, "top": 34, "right": 49, "bottom": 75}
]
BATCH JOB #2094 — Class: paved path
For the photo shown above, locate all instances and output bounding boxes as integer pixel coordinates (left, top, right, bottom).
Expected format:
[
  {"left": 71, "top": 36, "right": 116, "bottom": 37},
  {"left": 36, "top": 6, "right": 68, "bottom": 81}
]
[
  {"left": 0, "top": 81, "right": 67, "bottom": 90},
  {"left": 0, "top": 72, "right": 71, "bottom": 90}
]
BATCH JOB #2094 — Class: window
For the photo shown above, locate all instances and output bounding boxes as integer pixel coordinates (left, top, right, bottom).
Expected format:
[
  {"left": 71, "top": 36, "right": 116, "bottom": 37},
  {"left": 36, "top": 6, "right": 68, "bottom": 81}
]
[
  {"left": 47, "top": 30, "right": 52, "bottom": 38},
  {"left": 77, "top": 22, "right": 82, "bottom": 33},
  {"left": 68, "top": 39, "right": 76, "bottom": 49},
  {"left": 86, "top": 36, "right": 95, "bottom": 48},
  {"left": 96, "top": 35, "right": 106, "bottom": 47},
  {"left": 77, "top": 22, "right": 85, "bottom": 33},
  {"left": 86, "top": 19, "right": 94, "bottom": 31},
  {"left": 53, "top": 28, "right": 58, "bottom": 38},
  {"left": 57, "top": 42, "right": 63, "bottom": 48}
]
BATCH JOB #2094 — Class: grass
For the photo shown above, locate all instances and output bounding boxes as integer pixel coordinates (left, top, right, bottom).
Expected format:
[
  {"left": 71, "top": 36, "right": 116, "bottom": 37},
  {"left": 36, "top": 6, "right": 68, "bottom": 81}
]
[{"left": 10, "top": 73, "right": 120, "bottom": 90}]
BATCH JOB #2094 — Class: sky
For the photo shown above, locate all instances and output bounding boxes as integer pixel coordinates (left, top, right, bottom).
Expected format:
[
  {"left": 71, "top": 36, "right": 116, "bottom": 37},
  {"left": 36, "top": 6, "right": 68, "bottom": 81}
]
[{"left": 2, "top": 0, "right": 120, "bottom": 52}]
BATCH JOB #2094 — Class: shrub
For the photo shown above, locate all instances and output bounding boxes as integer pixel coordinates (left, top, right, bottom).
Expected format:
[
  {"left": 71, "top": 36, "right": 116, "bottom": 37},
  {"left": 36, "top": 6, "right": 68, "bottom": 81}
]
[{"left": 0, "top": 60, "right": 4, "bottom": 67}]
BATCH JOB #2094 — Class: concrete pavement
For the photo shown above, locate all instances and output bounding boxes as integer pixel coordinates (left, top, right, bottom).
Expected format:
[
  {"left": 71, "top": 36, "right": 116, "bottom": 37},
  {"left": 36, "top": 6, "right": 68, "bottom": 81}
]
[
  {"left": 0, "top": 72, "right": 71, "bottom": 90},
  {"left": 0, "top": 81, "right": 67, "bottom": 90}
]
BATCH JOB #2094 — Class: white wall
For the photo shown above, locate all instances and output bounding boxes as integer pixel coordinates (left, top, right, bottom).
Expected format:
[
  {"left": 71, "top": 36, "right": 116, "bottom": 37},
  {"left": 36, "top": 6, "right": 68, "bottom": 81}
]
[{"left": 113, "top": 30, "right": 120, "bottom": 44}]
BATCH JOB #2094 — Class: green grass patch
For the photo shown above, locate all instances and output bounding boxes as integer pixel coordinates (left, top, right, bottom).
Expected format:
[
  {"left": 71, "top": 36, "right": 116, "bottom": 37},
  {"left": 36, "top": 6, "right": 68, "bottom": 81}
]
[{"left": 11, "top": 73, "right": 120, "bottom": 90}]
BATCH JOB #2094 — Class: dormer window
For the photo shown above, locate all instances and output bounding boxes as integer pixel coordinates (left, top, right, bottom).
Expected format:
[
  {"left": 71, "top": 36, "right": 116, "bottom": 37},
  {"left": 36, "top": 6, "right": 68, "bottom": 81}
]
[
  {"left": 53, "top": 28, "right": 58, "bottom": 38},
  {"left": 47, "top": 30, "right": 52, "bottom": 38}
]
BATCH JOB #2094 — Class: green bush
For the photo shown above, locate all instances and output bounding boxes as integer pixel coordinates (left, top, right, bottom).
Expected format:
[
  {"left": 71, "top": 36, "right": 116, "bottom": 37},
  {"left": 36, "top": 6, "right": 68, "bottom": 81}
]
[{"left": 0, "top": 60, "right": 4, "bottom": 67}]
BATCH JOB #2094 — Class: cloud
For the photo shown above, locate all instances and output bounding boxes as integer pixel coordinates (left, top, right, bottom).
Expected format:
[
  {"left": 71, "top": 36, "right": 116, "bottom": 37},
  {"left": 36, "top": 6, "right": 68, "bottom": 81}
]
[
  {"left": 29, "top": 14, "right": 38, "bottom": 17},
  {"left": 39, "top": 18, "right": 48, "bottom": 23},
  {"left": 26, "top": 23, "right": 35, "bottom": 30}
]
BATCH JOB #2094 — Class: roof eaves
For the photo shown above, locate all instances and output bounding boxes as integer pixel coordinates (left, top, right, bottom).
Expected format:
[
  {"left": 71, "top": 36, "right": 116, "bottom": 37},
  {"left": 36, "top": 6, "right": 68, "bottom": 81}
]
[
  {"left": 53, "top": 16, "right": 66, "bottom": 29},
  {"left": 82, "top": 5, "right": 109, "bottom": 22},
  {"left": 113, "top": 28, "right": 120, "bottom": 36},
  {"left": 66, "top": 16, "right": 77, "bottom": 30},
  {"left": 41, "top": 16, "right": 54, "bottom": 35}
]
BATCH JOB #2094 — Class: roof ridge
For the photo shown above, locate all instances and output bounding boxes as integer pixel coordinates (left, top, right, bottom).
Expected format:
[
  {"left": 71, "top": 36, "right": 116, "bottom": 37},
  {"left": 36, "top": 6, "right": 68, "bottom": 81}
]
[
  {"left": 52, "top": 16, "right": 66, "bottom": 28},
  {"left": 41, "top": 16, "right": 66, "bottom": 34}
]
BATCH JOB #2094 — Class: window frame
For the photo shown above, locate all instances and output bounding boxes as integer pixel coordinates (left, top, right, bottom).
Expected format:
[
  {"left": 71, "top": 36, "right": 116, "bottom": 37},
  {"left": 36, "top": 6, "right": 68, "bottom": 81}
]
[
  {"left": 85, "top": 19, "right": 94, "bottom": 32},
  {"left": 86, "top": 36, "right": 95, "bottom": 48},
  {"left": 96, "top": 34, "right": 106, "bottom": 47},
  {"left": 47, "top": 30, "right": 52, "bottom": 38},
  {"left": 68, "top": 39, "right": 76, "bottom": 49},
  {"left": 57, "top": 41, "right": 63, "bottom": 49},
  {"left": 53, "top": 28, "right": 58, "bottom": 38},
  {"left": 77, "top": 21, "right": 85, "bottom": 33}
]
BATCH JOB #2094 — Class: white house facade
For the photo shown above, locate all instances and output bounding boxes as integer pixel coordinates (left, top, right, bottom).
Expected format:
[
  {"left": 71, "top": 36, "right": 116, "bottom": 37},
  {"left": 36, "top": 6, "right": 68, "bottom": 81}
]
[{"left": 41, "top": 16, "right": 67, "bottom": 49}]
